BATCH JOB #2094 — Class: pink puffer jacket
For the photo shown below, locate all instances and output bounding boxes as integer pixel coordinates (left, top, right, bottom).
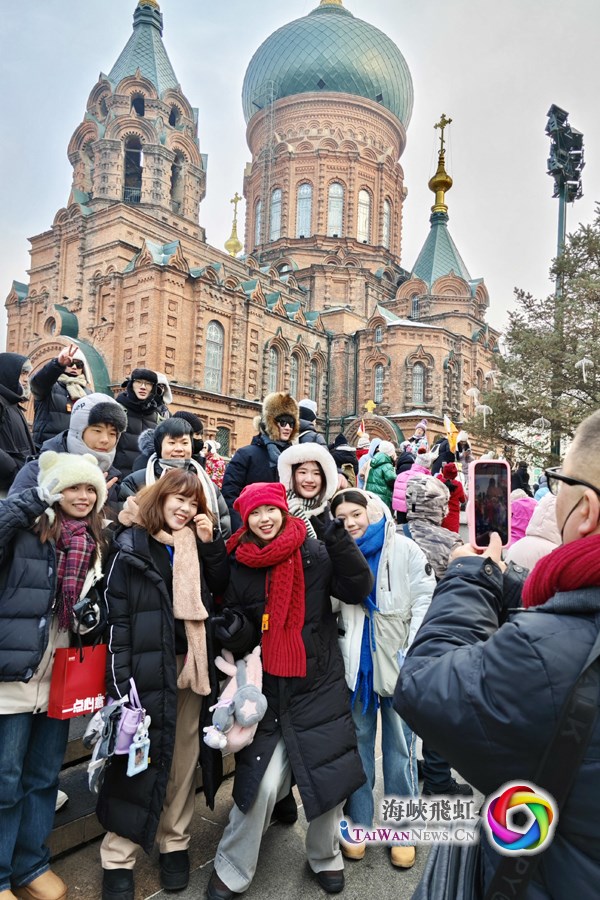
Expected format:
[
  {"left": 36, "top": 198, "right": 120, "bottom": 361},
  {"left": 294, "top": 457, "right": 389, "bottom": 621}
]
[{"left": 392, "top": 462, "right": 432, "bottom": 512}]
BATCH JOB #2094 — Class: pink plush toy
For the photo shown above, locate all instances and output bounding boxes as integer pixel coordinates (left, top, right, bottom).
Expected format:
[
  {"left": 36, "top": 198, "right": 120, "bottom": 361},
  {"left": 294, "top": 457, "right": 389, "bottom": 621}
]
[{"left": 203, "top": 646, "right": 267, "bottom": 755}]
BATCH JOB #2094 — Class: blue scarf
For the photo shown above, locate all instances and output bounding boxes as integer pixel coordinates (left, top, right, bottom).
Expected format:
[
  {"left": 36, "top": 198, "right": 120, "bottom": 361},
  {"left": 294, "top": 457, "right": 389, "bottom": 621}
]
[{"left": 353, "top": 517, "right": 386, "bottom": 713}]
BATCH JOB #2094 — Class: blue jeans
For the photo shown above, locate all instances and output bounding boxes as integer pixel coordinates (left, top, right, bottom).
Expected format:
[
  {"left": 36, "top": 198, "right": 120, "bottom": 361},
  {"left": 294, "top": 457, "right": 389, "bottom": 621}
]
[
  {"left": 0, "top": 712, "right": 69, "bottom": 891},
  {"left": 345, "top": 700, "right": 418, "bottom": 831}
]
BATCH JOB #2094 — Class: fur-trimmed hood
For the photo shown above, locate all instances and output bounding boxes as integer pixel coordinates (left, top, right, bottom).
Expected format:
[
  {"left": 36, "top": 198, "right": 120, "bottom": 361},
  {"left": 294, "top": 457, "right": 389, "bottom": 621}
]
[
  {"left": 277, "top": 443, "right": 339, "bottom": 500},
  {"left": 254, "top": 391, "right": 299, "bottom": 442}
]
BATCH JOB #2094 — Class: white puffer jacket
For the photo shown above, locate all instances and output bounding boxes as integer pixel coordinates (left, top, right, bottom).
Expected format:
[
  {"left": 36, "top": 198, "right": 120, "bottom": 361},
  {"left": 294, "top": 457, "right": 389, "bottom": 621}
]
[
  {"left": 337, "top": 504, "right": 436, "bottom": 693},
  {"left": 504, "top": 492, "right": 560, "bottom": 571}
]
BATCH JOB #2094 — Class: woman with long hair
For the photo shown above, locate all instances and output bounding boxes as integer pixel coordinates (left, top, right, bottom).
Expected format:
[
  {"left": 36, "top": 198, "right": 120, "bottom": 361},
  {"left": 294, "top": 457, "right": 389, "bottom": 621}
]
[
  {"left": 206, "top": 482, "right": 373, "bottom": 899},
  {"left": 98, "top": 469, "right": 229, "bottom": 900},
  {"left": 277, "top": 442, "right": 339, "bottom": 538},
  {"left": 0, "top": 451, "right": 108, "bottom": 900}
]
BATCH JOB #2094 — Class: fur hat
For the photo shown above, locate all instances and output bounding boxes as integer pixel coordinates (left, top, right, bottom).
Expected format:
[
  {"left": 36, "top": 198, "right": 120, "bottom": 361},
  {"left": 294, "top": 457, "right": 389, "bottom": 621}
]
[
  {"left": 405, "top": 474, "right": 449, "bottom": 524},
  {"left": 298, "top": 398, "right": 318, "bottom": 421},
  {"left": 122, "top": 368, "right": 158, "bottom": 388},
  {"left": 258, "top": 391, "right": 299, "bottom": 442},
  {"left": 277, "top": 443, "right": 339, "bottom": 500},
  {"left": 69, "top": 393, "right": 127, "bottom": 440},
  {"left": 442, "top": 462, "right": 458, "bottom": 479},
  {"left": 173, "top": 410, "right": 204, "bottom": 434},
  {"left": 38, "top": 451, "right": 107, "bottom": 522},
  {"left": 234, "top": 482, "right": 289, "bottom": 526},
  {"left": 378, "top": 440, "right": 396, "bottom": 459}
]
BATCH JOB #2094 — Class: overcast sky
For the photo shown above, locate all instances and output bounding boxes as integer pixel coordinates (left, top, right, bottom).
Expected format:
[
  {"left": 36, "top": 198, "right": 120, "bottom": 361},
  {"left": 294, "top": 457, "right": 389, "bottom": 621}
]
[{"left": 1, "top": 0, "right": 599, "bottom": 345}]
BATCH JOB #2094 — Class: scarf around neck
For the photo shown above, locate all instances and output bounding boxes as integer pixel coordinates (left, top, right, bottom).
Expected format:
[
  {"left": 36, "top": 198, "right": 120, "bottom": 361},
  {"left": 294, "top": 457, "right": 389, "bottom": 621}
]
[
  {"left": 58, "top": 372, "right": 88, "bottom": 400},
  {"left": 55, "top": 517, "right": 97, "bottom": 631},
  {"left": 227, "top": 516, "right": 307, "bottom": 677},
  {"left": 153, "top": 526, "right": 210, "bottom": 695},
  {"left": 286, "top": 489, "right": 328, "bottom": 540},
  {"left": 522, "top": 533, "right": 600, "bottom": 608}
]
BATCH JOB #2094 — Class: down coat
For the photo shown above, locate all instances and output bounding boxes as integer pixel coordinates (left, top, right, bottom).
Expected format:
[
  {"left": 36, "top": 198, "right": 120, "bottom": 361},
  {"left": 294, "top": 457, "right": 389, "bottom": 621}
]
[
  {"left": 97, "top": 526, "right": 229, "bottom": 853},
  {"left": 30, "top": 358, "right": 90, "bottom": 449},
  {"left": 0, "top": 353, "right": 35, "bottom": 492},
  {"left": 365, "top": 451, "right": 397, "bottom": 508},
  {"left": 392, "top": 461, "right": 431, "bottom": 513},
  {"left": 395, "top": 555, "right": 600, "bottom": 898},
  {"left": 113, "top": 388, "right": 161, "bottom": 479},
  {"left": 505, "top": 493, "right": 560, "bottom": 570},
  {"left": 220, "top": 526, "right": 373, "bottom": 821}
]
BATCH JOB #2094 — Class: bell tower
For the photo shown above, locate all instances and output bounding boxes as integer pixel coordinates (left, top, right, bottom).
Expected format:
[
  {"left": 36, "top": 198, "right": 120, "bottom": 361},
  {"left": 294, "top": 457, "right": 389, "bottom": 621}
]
[{"left": 67, "top": 0, "right": 206, "bottom": 225}]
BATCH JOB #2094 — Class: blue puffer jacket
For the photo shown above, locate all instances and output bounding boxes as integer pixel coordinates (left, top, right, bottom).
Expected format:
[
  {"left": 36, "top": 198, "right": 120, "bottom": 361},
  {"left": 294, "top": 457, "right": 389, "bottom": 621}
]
[{"left": 394, "top": 555, "right": 600, "bottom": 898}]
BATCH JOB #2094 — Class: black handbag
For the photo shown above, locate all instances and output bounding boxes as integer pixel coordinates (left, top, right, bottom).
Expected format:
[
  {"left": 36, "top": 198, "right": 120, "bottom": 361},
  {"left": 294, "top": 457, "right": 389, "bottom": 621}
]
[{"left": 411, "top": 628, "right": 600, "bottom": 900}]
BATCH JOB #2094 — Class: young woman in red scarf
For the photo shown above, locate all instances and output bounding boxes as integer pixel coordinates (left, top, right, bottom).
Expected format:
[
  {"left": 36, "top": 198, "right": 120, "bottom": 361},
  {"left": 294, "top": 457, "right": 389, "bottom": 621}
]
[
  {"left": 0, "top": 451, "right": 108, "bottom": 900},
  {"left": 206, "top": 482, "right": 373, "bottom": 900}
]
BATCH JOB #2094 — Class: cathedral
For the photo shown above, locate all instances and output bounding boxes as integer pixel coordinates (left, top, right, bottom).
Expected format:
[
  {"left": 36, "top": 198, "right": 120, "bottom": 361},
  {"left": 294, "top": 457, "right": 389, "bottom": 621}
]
[{"left": 5, "top": 0, "right": 499, "bottom": 453}]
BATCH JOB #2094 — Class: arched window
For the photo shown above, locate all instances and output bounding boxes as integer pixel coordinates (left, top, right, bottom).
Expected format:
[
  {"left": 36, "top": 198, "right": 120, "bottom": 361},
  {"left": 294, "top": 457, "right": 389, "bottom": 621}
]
[
  {"left": 375, "top": 325, "right": 383, "bottom": 343},
  {"left": 215, "top": 426, "right": 230, "bottom": 458},
  {"left": 204, "top": 320, "right": 224, "bottom": 392},
  {"left": 169, "top": 106, "right": 180, "bottom": 127},
  {"left": 382, "top": 199, "right": 391, "bottom": 249},
  {"left": 412, "top": 363, "right": 425, "bottom": 405},
  {"left": 374, "top": 365, "right": 384, "bottom": 403},
  {"left": 131, "top": 94, "right": 145, "bottom": 117},
  {"left": 170, "top": 151, "right": 184, "bottom": 213},
  {"left": 309, "top": 360, "right": 320, "bottom": 402},
  {"left": 296, "top": 183, "right": 312, "bottom": 238},
  {"left": 270, "top": 188, "right": 282, "bottom": 242},
  {"left": 268, "top": 347, "right": 279, "bottom": 393},
  {"left": 254, "top": 200, "right": 263, "bottom": 246},
  {"left": 411, "top": 294, "right": 420, "bottom": 320},
  {"left": 327, "top": 182, "right": 344, "bottom": 237},
  {"left": 123, "top": 136, "right": 143, "bottom": 203},
  {"left": 357, "top": 189, "right": 371, "bottom": 243},
  {"left": 289, "top": 354, "right": 299, "bottom": 398}
]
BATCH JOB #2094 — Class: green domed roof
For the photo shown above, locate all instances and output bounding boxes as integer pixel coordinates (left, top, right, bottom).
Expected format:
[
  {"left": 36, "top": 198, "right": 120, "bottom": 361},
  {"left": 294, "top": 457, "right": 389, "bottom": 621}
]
[{"left": 242, "top": 1, "right": 413, "bottom": 127}]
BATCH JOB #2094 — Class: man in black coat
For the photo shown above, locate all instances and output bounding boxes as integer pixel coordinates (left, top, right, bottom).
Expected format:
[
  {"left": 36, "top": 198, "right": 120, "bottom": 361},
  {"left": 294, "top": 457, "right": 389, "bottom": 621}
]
[
  {"left": 297, "top": 398, "right": 327, "bottom": 446},
  {"left": 511, "top": 460, "right": 533, "bottom": 497},
  {"left": 0, "top": 352, "right": 35, "bottom": 496},
  {"left": 30, "top": 342, "right": 91, "bottom": 449},
  {"left": 114, "top": 368, "right": 161, "bottom": 479}
]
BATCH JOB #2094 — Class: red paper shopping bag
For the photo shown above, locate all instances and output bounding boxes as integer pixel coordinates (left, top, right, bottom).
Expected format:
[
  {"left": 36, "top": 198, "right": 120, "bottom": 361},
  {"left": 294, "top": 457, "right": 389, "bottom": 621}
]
[{"left": 47, "top": 644, "right": 107, "bottom": 720}]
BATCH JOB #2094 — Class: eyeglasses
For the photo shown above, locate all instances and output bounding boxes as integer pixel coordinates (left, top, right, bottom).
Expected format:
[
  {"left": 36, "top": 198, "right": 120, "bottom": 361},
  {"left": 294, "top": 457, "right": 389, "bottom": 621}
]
[
  {"left": 545, "top": 467, "right": 600, "bottom": 499},
  {"left": 134, "top": 379, "right": 153, "bottom": 388}
]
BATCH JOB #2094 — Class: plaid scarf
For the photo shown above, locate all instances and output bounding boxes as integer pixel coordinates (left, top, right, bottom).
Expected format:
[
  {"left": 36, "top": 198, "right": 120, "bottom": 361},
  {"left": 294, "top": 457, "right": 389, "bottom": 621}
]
[
  {"left": 227, "top": 516, "right": 307, "bottom": 677},
  {"left": 55, "top": 517, "right": 97, "bottom": 631}
]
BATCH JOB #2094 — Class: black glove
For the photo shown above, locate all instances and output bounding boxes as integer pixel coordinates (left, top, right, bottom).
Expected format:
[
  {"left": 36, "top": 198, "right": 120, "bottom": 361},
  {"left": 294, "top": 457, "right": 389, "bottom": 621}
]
[
  {"left": 322, "top": 517, "right": 347, "bottom": 546},
  {"left": 212, "top": 608, "right": 245, "bottom": 644},
  {"left": 311, "top": 516, "right": 326, "bottom": 541}
]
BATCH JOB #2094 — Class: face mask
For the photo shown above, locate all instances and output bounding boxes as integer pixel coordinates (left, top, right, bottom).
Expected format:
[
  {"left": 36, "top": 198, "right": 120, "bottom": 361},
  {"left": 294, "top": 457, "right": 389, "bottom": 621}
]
[{"left": 192, "top": 438, "right": 204, "bottom": 456}]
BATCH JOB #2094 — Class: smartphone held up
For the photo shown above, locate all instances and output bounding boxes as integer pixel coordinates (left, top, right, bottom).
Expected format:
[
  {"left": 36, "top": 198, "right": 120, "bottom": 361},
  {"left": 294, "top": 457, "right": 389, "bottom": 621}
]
[{"left": 467, "top": 460, "right": 511, "bottom": 549}]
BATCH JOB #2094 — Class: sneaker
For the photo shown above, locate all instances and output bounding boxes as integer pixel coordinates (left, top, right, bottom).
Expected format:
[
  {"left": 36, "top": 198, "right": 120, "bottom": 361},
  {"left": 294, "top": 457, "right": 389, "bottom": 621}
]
[
  {"left": 390, "top": 846, "right": 416, "bottom": 868},
  {"left": 102, "top": 868, "right": 134, "bottom": 900},
  {"left": 54, "top": 790, "right": 68, "bottom": 813},
  {"left": 340, "top": 840, "right": 365, "bottom": 861},
  {"left": 159, "top": 850, "right": 190, "bottom": 892},
  {"left": 422, "top": 778, "right": 473, "bottom": 797}
]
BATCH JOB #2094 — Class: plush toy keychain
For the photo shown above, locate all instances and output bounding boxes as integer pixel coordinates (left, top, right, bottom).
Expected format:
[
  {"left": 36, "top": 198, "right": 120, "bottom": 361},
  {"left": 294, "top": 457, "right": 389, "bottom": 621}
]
[{"left": 203, "top": 646, "right": 267, "bottom": 755}]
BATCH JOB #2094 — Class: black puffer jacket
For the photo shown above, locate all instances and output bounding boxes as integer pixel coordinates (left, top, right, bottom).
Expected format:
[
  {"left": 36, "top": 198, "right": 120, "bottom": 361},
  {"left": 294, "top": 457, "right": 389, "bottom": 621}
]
[
  {"left": 113, "top": 389, "right": 160, "bottom": 479},
  {"left": 395, "top": 555, "right": 600, "bottom": 898},
  {"left": 0, "top": 353, "right": 35, "bottom": 492},
  {"left": 97, "top": 526, "right": 229, "bottom": 853},
  {"left": 221, "top": 525, "right": 373, "bottom": 821},
  {"left": 30, "top": 358, "right": 91, "bottom": 449},
  {"left": 221, "top": 433, "right": 289, "bottom": 531}
]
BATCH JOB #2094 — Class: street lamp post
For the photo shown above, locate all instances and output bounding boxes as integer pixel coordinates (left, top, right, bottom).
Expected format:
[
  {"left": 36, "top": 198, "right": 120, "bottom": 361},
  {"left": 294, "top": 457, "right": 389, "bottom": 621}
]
[{"left": 545, "top": 105, "right": 584, "bottom": 458}]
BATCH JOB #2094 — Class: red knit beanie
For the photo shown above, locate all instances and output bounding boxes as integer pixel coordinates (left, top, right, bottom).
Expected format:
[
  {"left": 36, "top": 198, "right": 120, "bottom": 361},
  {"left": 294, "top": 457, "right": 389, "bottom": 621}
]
[
  {"left": 442, "top": 462, "right": 458, "bottom": 479},
  {"left": 234, "top": 481, "right": 289, "bottom": 526}
]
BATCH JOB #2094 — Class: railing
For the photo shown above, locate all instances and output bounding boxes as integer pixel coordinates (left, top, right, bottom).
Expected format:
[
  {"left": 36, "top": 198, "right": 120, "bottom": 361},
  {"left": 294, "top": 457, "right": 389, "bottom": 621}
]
[{"left": 123, "top": 186, "right": 141, "bottom": 204}]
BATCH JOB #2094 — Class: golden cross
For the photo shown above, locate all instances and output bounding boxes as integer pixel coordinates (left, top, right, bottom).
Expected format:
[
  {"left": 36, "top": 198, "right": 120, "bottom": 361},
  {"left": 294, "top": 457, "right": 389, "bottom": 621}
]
[
  {"left": 364, "top": 399, "right": 377, "bottom": 415},
  {"left": 434, "top": 114, "right": 453, "bottom": 153},
  {"left": 230, "top": 192, "right": 242, "bottom": 221}
]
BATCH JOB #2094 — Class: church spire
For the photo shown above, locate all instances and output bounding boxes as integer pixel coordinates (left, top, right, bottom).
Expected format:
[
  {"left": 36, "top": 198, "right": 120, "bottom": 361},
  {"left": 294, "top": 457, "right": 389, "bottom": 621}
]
[
  {"left": 107, "top": 0, "right": 179, "bottom": 96},
  {"left": 428, "top": 113, "right": 453, "bottom": 215},
  {"left": 225, "top": 193, "right": 243, "bottom": 257}
]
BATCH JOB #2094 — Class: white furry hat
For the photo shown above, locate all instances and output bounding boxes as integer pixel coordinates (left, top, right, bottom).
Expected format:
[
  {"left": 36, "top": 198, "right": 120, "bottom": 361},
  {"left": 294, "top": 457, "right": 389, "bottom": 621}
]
[
  {"left": 277, "top": 443, "right": 339, "bottom": 500},
  {"left": 38, "top": 451, "right": 107, "bottom": 522},
  {"left": 378, "top": 440, "right": 396, "bottom": 458}
]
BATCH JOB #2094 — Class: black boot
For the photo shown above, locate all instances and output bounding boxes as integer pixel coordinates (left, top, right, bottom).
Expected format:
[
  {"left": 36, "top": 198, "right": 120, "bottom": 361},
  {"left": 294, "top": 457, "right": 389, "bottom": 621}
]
[
  {"left": 206, "top": 870, "right": 241, "bottom": 900},
  {"left": 272, "top": 789, "right": 298, "bottom": 824},
  {"left": 159, "top": 849, "right": 190, "bottom": 891},
  {"left": 102, "top": 868, "right": 134, "bottom": 900}
]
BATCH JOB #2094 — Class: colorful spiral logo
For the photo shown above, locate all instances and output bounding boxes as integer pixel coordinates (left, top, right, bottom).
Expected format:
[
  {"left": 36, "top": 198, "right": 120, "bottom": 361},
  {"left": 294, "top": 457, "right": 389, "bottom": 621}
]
[{"left": 482, "top": 782, "right": 558, "bottom": 856}]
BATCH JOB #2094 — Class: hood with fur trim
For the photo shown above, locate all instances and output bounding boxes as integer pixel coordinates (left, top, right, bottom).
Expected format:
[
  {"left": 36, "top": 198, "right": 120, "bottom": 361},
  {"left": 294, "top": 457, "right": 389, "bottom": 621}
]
[
  {"left": 138, "top": 428, "right": 158, "bottom": 458},
  {"left": 277, "top": 442, "right": 339, "bottom": 500},
  {"left": 256, "top": 391, "right": 299, "bottom": 442}
]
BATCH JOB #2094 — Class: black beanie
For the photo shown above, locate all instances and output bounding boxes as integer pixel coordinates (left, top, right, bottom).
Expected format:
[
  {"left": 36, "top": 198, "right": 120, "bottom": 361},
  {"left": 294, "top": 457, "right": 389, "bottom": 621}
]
[{"left": 173, "top": 410, "right": 204, "bottom": 434}]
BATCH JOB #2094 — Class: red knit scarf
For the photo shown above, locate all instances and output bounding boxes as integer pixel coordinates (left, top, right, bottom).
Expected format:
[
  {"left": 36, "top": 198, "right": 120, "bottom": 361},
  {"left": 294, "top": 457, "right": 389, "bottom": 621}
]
[
  {"left": 55, "top": 517, "right": 96, "bottom": 631},
  {"left": 227, "top": 516, "right": 307, "bottom": 677},
  {"left": 521, "top": 533, "right": 600, "bottom": 608}
]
